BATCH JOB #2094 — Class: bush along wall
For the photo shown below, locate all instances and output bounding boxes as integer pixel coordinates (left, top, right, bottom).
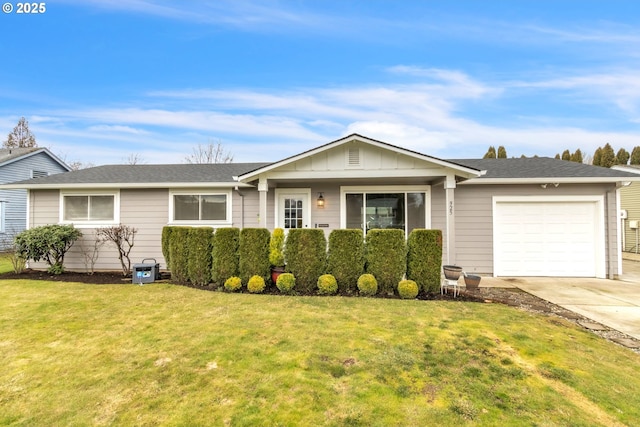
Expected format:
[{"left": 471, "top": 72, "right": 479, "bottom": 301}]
[
  {"left": 326, "top": 229, "right": 364, "bottom": 294},
  {"left": 407, "top": 229, "right": 443, "bottom": 294},
  {"left": 284, "top": 229, "right": 326, "bottom": 293},
  {"left": 239, "top": 228, "right": 271, "bottom": 284},
  {"left": 212, "top": 227, "right": 240, "bottom": 287},
  {"left": 161, "top": 226, "right": 174, "bottom": 269},
  {"left": 187, "top": 227, "right": 213, "bottom": 286},
  {"left": 169, "top": 227, "right": 191, "bottom": 283},
  {"left": 365, "top": 229, "right": 407, "bottom": 296}
]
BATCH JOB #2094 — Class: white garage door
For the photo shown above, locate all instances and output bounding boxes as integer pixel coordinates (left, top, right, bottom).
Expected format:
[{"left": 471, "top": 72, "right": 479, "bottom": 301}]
[{"left": 494, "top": 198, "right": 604, "bottom": 277}]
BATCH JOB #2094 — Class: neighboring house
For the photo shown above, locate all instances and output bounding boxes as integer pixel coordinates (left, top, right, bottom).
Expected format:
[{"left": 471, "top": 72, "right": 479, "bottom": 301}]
[
  {"left": 612, "top": 164, "right": 640, "bottom": 254},
  {"left": 0, "top": 147, "right": 71, "bottom": 249},
  {"left": 4, "top": 134, "right": 640, "bottom": 278}
]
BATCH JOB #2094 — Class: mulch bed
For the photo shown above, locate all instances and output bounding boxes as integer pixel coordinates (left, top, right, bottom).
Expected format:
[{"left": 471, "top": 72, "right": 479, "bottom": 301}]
[{"left": 2, "top": 269, "right": 639, "bottom": 353}]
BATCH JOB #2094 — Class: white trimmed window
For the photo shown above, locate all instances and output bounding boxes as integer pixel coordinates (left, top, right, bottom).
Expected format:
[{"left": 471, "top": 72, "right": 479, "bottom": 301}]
[
  {"left": 170, "top": 191, "right": 231, "bottom": 224},
  {"left": 60, "top": 191, "right": 119, "bottom": 225},
  {"left": 341, "top": 185, "right": 430, "bottom": 236}
]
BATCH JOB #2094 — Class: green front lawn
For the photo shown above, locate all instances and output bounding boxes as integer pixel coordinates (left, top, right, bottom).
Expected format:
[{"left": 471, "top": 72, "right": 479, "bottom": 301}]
[{"left": 1, "top": 279, "right": 639, "bottom": 426}]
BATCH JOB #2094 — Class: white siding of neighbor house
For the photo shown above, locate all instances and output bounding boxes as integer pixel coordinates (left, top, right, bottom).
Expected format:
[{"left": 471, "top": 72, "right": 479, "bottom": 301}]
[
  {"left": 0, "top": 152, "right": 68, "bottom": 249},
  {"left": 453, "top": 183, "right": 620, "bottom": 276}
]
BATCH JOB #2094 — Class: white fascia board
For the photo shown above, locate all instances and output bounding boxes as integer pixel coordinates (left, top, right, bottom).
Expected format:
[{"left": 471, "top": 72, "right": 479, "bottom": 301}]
[
  {"left": 0, "top": 182, "right": 256, "bottom": 190},
  {"left": 460, "top": 176, "right": 640, "bottom": 185}
]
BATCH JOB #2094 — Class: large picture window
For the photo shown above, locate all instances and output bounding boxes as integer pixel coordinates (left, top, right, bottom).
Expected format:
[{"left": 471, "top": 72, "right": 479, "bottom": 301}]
[
  {"left": 342, "top": 186, "right": 429, "bottom": 235},
  {"left": 171, "top": 192, "right": 229, "bottom": 223},
  {"left": 62, "top": 194, "right": 116, "bottom": 223}
]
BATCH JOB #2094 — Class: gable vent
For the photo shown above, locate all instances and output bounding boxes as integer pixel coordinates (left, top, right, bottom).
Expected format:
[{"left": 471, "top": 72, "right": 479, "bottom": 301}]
[
  {"left": 347, "top": 148, "right": 361, "bottom": 166},
  {"left": 31, "top": 170, "right": 49, "bottom": 179}
]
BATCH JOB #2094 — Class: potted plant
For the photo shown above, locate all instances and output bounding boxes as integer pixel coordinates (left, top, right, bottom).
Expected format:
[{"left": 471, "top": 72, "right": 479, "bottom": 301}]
[
  {"left": 269, "top": 228, "right": 286, "bottom": 284},
  {"left": 443, "top": 265, "right": 463, "bottom": 280}
]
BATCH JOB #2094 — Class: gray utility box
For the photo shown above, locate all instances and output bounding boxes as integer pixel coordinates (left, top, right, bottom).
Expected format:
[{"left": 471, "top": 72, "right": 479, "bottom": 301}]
[{"left": 132, "top": 258, "right": 161, "bottom": 284}]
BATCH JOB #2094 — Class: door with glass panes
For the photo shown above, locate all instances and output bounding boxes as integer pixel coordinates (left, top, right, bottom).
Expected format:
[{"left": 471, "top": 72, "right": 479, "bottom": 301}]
[{"left": 276, "top": 190, "right": 310, "bottom": 230}]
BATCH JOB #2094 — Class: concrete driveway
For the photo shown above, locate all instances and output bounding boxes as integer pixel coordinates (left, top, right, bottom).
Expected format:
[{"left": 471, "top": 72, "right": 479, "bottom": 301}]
[{"left": 482, "top": 260, "right": 640, "bottom": 341}]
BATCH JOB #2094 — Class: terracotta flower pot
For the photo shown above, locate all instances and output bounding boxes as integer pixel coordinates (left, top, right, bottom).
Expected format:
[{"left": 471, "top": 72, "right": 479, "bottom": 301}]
[{"left": 271, "top": 266, "right": 285, "bottom": 284}]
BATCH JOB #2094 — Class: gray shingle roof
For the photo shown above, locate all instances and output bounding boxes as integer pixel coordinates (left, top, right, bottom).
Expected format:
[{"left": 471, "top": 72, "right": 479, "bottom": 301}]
[
  {"left": 10, "top": 163, "right": 270, "bottom": 186},
  {"left": 448, "top": 157, "right": 640, "bottom": 179},
  {"left": 0, "top": 147, "right": 43, "bottom": 165}
]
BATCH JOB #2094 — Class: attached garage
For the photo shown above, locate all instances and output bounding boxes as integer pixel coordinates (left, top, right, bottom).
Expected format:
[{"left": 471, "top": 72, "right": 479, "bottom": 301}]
[{"left": 493, "top": 196, "right": 605, "bottom": 278}]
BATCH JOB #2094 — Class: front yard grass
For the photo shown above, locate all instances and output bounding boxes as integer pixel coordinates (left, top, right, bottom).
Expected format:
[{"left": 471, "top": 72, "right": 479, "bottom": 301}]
[{"left": 1, "top": 279, "right": 639, "bottom": 426}]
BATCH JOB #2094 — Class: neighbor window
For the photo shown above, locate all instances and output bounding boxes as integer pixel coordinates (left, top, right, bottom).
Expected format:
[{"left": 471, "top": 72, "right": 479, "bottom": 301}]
[
  {"left": 62, "top": 194, "right": 116, "bottom": 222},
  {"left": 172, "top": 193, "right": 228, "bottom": 222}
]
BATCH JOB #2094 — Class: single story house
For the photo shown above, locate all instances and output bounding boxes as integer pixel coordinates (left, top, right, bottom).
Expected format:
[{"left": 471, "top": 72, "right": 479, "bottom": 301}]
[
  {"left": 4, "top": 134, "right": 640, "bottom": 279},
  {"left": 0, "top": 147, "right": 70, "bottom": 249}
]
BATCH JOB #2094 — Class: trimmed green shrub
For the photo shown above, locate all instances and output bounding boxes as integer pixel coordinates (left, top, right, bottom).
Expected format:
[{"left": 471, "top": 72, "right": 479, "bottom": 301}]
[
  {"left": 161, "top": 226, "right": 173, "bottom": 268},
  {"left": 276, "top": 272, "right": 296, "bottom": 294},
  {"left": 169, "top": 227, "right": 190, "bottom": 283},
  {"left": 14, "top": 224, "right": 82, "bottom": 274},
  {"left": 397, "top": 279, "right": 419, "bottom": 299},
  {"left": 247, "top": 275, "right": 266, "bottom": 293},
  {"left": 284, "top": 229, "right": 326, "bottom": 293},
  {"left": 317, "top": 274, "right": 338, "bottom": 295},
  {"left": 212, "top": 227, "right": 240, "bottom": 286},
  {"left": 407, "top": 229, "right": 443, "bottom": 294},
  {"left": 224, "top": 276, "right": 242, "bottom": 292},
  {"left": 327, "top": 229, "right": 364, "bottom": 294},
  {"left": 239, "top": 228, "right": 271, "bottom": 284},
  {"left": 357, "top": 273, "right": 377, "bottom": 297},
  {"left": 269, "top": 228, "right": 285, "bottom": 267},
  {"left": 187, "top": 227, "right": 213, "bottom": 286},
  {"left": 365, "top": 229, "right": 406, "bottom": 295}
]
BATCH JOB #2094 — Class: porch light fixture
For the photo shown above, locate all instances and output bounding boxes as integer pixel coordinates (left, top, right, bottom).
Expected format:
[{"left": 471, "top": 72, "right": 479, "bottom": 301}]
[{"left": 317, "top": 192, "right": 325, "bottom": 208}]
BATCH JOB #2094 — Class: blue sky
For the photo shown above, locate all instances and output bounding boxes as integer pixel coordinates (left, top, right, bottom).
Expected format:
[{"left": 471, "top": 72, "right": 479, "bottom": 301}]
[{"left": 1, "top": 1, "right": 640, "bottom": 165}]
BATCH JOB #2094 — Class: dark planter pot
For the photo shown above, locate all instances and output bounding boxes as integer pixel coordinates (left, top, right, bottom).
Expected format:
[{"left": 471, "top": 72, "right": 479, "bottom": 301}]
[
  {"left": 443, "top": 265, "right": 463, "bottom": 280},
  {"left": 271, "top": 266, "right": 285, "bottom": 284},
  {"left": 464, "top": 274, "right": 481, "bottom": 289}
]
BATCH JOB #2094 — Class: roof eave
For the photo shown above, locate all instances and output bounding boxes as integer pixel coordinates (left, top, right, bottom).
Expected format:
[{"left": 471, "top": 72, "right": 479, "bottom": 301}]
[
  {"left": 0, "top": 182, "right": 256, "bottom": 190},
  {"left": 461, "top": 176, "right": 640, "bottom": 185}
]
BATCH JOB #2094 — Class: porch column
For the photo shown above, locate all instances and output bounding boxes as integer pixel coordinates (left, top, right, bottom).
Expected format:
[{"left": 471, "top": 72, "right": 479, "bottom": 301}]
[
  {"left": 444, "top": 176, "right": 456, "bottom": 266},
  {"left": 258, "top": 177, "right": 268, "bottom": 228}
]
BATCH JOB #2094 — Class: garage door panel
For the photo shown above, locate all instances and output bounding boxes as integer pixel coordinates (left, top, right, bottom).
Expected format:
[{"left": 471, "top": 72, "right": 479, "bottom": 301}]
[{"left": 495, "top": 200, "right": 601, "bottom": 277}]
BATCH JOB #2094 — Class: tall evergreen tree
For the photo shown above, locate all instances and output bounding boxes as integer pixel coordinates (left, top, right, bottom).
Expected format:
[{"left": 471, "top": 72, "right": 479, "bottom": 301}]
[
  {"left": 3, "top": 117, "right": 37, "bottom": 148},
  {"left": 592, "top": 147, "right": 603, "bottom": 166},
  {"left": 561, "top": 149, "right": 571, "bottom": 161},
  {"left": 616, "top": 148, "right": 630, "bottom": 165},
  {"left": 631, "top": 146, "right": 640, "bottom": 165},
  {"left": 570, "top": 149, "right": 583, "bottom": 163},
  {"left": 483, "top": 146, "right": 496, "bottom": 159},
  {"left": 497, "top": 146, "right": 507, "bottom": 158},
  {"left": 599, "top": 143, "right": 616, "bottom": 168}
]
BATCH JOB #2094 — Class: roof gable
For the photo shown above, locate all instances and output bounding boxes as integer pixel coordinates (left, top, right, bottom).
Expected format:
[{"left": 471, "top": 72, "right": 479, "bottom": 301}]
[
  {"left": 238, "top": 134, "right": 482, "bottom": 181},
  {"left": 0, "top": 147, "right": 70, "bottom": 171}
]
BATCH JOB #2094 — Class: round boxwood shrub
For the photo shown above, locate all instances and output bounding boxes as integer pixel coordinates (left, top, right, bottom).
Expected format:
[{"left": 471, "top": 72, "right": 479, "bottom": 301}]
[
  {"left": 247, "top": 275, "right": 266, "bottom": 293},
  {"left": 397, "top": 279, "right": 419, "bottom": 299},
  {"left": 224, "top": 276, "right": 242, "bottom": 292},
  {"left": 357, "top": 273, "right": 378, "bottom": 297},
  {"left": 317, "top": 274, "right": 338, "bottom": 295},
  {"left": 276, "top": 272, "right": 296, "bottom": 294}
]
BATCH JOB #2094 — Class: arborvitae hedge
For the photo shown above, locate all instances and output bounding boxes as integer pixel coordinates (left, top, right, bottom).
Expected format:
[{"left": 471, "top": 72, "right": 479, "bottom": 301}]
[
  {"left": 187, "top": 227, "right": 213, "bottom": 286},
  {"left": 284, "top": 229, "right": 326, "bottom": 293},
  {"left": 407, "top": 229, "right": 442, "bottom": 293},
  {"left": 239, "top": 228, "right": 271, "bottom": 284},
  {"left": 326, "top": 229, "right": 364, "bottom": 294},
  {"left": 212, "top": 227, "right": 240, "bottom": 286},
  {"left": 365, "top": 229, "right": 406, "bottom": 295},
  {"left": 169, "top": 227, "right": 190, "bottom": 283},
  {"left": 161, "top": 226, "right": 173, "bottom": 268}
]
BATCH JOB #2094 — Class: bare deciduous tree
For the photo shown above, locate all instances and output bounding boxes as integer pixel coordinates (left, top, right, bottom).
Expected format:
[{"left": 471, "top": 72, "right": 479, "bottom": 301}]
[
  {"left": 79, "top": 232, "right": 106, "bottom": 275},
  {"left": 185, "top": 141, "right": 234, "bottom": 164},
  {"left": 124, "top": 153, "right": 145, "bottom": 165},
  {"left": 3, "top": 117, "right": 37, "bottom": 148},
  {"left": 97, "top": 224, "right": 137, "bottom": 276}
]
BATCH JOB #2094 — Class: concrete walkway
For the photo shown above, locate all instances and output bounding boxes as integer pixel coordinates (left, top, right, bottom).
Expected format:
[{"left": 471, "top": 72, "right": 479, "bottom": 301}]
[{"left": 480, "top": 260, "right": 640, "bottom": 340}]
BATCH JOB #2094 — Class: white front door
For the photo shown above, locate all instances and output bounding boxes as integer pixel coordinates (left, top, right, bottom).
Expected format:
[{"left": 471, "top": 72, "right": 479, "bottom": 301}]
[{"left": 275, "top": 189, "right": 311, "bottom": 230}]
